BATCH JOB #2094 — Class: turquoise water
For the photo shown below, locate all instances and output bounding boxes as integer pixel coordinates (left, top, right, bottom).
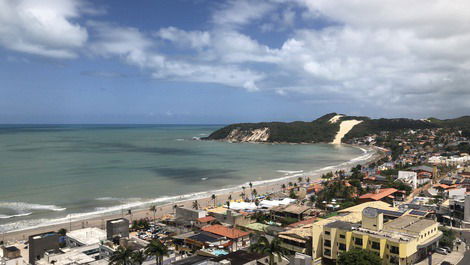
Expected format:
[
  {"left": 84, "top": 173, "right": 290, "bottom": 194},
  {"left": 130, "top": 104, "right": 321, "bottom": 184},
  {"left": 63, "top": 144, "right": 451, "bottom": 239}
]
[{"left": 0, "top": 125, "right": 366, "bottom": 232}]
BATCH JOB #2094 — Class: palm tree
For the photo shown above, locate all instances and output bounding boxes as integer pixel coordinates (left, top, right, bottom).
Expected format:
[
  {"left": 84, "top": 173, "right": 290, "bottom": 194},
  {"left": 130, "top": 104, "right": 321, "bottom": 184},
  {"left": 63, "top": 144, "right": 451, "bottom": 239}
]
[
  {"left": 249, "top": 182, "right": 253, "bottom": 198},
  {"left": 252, "top": 189, "right": 258, "bottom": 200},
  {"left": 127, "top": 209, "right": 133, "bottom": 222},
  {"left": 250, "top": 236, "right": 284, "bottom": 265},
  {"left": 131, "top": 250, "right": 146, "bottom": 265},
  {"left": 192, "top": 200, "right": 199, "bottom": 210},
  {"left": 109, "top": 246, "right": 133, "bottom": 265},
  {"left": 144, "top": 240, "right": 168, "bottom": 265},
  {"left": 211, "top": 194, "right": 216, "bottom": 207},
  {"left": 149, "top": 205, "right": 157, "bottom": 224}
]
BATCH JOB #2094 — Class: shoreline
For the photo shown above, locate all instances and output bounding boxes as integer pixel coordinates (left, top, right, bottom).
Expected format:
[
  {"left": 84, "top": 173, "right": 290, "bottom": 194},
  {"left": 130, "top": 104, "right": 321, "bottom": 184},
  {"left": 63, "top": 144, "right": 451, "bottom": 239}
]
[{"left": 1, "top": 144, "right": 384, "bottom": 243}]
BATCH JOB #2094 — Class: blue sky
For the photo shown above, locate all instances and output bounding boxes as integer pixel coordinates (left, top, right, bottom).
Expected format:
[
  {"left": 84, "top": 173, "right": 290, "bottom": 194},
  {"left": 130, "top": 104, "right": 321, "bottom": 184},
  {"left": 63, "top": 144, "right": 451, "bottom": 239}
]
[{"left": 1, "top": 0, "right": 469, "bottom": 124}]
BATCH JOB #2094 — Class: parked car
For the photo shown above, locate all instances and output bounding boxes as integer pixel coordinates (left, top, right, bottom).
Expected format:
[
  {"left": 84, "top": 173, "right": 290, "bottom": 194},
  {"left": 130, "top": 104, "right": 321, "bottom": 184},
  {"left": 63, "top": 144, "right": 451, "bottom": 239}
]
[
  {"left": 436, "top": 248, "right": 447, "bottom": 255},
  {"left": 442, "top": 246, "right": 452, "bottom": 253}
]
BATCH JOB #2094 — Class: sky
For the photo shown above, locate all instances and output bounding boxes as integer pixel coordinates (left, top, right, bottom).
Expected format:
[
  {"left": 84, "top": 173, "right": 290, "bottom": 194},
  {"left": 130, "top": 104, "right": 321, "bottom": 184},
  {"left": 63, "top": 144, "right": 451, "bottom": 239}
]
[{"left": 0, "top": 0, "right": 469, "bottom": 124}]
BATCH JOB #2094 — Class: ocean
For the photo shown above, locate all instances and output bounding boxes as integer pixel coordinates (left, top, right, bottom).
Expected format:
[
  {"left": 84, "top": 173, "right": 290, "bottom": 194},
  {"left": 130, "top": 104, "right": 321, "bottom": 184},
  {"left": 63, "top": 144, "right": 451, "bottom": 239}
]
[{"left": 0, "top": 125, "right": 370, "bottom": 232}]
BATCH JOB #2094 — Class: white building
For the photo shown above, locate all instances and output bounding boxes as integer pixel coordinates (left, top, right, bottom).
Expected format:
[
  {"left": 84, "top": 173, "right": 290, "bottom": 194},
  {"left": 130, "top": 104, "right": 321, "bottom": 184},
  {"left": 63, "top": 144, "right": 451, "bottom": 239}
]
[
  {"left": 66, "top": 227, "right": 107, "bottom": 248},
  {"left": 397, "top": 171, "right": 418, "bottom": 189}
]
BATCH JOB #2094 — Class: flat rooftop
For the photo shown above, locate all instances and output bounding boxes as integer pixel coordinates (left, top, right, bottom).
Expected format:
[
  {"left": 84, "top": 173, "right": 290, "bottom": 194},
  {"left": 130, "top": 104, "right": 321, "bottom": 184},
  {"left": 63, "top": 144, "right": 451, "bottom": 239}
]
[
  {"left": 384, "top": 215, "right": 435, "bottom": 233},
  {"left": 67, "top": 227, "right": 106, "bottom": 245}
]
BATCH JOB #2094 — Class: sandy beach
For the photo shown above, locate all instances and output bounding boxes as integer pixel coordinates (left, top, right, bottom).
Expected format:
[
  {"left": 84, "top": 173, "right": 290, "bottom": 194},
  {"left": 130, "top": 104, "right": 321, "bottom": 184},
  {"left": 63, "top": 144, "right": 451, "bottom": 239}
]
[{"left": 1, "top": 145, "right": 384, "bottom": 244}]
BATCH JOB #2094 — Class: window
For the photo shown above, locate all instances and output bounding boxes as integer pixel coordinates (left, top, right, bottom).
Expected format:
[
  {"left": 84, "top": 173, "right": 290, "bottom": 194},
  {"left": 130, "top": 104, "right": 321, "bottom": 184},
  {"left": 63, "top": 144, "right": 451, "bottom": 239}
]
[
  {"left": 325, "top": 231, "right": 330, "bottom": 235},
  {"left": 339, "top": 234, "right": 345, "bottom": 239},
  {"left": 324, "top": 249, "right": 331, "bottom": 256},
  {"left": 390, "top": 246, "right": 399, "bottom": 254},
  {"left": 324, "top": 239, "right": 331, "bottom": 247},
  {"left": 371, "top": 241, "right": 380, "bottom": 250},
  {"left": 339, "top": 243, "right": 346, "bottom": 251},
  {"left": 354, "top": 237, "right": 363, "bottom": 246}
]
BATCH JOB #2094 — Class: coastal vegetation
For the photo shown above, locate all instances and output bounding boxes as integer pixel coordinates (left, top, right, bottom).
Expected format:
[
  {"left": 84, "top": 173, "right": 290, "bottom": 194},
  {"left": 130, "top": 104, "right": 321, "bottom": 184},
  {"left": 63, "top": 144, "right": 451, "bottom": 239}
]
[
  {"left": 337, "top": 248, "right": 382, "bottom": 265},
  {"left": 204, "top": 113, "right": 470, "bottom": 144},
  {"left": 249, "top": 236, "right": 284, "bottom": 265}
]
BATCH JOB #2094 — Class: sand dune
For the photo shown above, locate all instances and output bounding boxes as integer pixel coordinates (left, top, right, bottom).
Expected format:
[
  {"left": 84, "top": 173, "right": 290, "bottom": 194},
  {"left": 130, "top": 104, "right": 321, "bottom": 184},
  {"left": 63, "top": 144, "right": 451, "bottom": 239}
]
[{"left": 332, "top": 120, "right": 363, "bottom": 144}]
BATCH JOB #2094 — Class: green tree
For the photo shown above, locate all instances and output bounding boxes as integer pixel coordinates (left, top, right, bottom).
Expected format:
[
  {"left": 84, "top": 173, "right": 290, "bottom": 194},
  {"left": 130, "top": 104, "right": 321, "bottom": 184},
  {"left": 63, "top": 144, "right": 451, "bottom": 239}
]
[
  {"left": 250, "top": 236, "right": 284, "bottom": 265},
  {"left": 439, "top": 227, "right": 455, "bottom": 248},
  {"left": 337, "top": 249, "right": 381, "bottom": 265},
  {"left": 289, "top": 189, "right": 297, "bottom": 199},
  {"left": 131, "top": 250, "right": 146, "bottom": 265},
  {"left": 58, "top": 228, "right": 67, "bottom": 236},
  {"left": 252, "top": 189, "right": 258, "bottom": 200},
  {"left": 149, "top": 205, "right": 157, "bottom": 223},
  {"left": 192, "top": 200, "right": 199, "bottom": 210},
  {"left": 211, "top": 194, "right": 217, "bottom": 207},
  {"left": 109, "top": 246, "right": 133, "bottom": 265},
  {"left": 144, "top": 240, "right": 168, "bottom": 265}
]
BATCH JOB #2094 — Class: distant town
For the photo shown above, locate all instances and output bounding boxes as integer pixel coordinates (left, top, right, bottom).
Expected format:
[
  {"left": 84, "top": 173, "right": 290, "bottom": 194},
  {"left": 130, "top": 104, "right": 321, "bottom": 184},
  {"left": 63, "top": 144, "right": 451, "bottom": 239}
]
[{"left": 1, "top": 127, "right": 469, "bottom": 265}]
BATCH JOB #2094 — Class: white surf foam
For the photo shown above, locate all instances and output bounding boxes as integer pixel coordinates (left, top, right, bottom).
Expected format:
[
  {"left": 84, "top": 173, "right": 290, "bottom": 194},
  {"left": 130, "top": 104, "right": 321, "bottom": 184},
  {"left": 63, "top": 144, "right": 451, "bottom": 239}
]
[
  {"left": 276, "top": 170, "right": 304, "bottom": 175},
  {"left": 0, "top": 202, "right": 66, "bottom": 212},
  {"left": 0, "top": 212, "right": 33, "bottom": 219}
]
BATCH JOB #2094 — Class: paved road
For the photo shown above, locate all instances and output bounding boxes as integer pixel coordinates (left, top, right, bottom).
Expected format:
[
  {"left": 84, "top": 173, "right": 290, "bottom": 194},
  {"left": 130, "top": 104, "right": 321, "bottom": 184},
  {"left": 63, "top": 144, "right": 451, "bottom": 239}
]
[{"left": 457, "top": 250, "right": 470, "bottom": 265}]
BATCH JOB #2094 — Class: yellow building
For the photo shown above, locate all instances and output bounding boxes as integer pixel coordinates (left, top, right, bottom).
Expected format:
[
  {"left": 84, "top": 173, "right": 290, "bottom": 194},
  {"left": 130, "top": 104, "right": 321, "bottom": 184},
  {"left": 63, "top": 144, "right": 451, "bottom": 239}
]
[
  {"left": 311, "top": 201, "right": 399, "bottom": 261},
  {"left": 312, "top": 205, "right": 442, "bottom": 265}
]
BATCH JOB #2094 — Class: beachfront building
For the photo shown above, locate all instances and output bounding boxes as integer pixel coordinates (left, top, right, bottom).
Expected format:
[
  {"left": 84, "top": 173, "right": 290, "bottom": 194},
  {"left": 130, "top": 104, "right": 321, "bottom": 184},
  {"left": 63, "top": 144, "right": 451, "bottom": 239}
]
[
  {"left": 312, "top": 206, "right": 442, "bottom": 265},
  {"left": 105, "top": 218, "right": 129, "bottom": 240},
  {"left": 270, "top": 204, "right": 311, "bottom": 221},
  {"left": 200, "top": 225, "right": 251, "bottom": 252},
  {"left": 175, "top": 207, "right": 207, "bottom": 226},
  {"left": 65, "top": 227, "right": 106, "bottom": 248},
  {"left": 28, "top": 232, "right": 61, "bottom": 265},
  {"left": 207, "top": 208, "right": 252, "bottom": 227},
  {"left": 0, "top": 246, "right": 27, "bottom": 265},
  {"left": 36, "top": 244, "right": 102, "bottom": 265}
]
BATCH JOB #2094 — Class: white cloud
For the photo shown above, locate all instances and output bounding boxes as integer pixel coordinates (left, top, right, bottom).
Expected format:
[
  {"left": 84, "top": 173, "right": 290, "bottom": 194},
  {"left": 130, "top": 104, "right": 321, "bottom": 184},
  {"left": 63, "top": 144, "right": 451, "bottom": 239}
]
[
  {"left": 89, "top": 22, "right": 264, "bottom": 91},
  {"left": 212, "top": 0, "right": 275, "bottom": 28},
  {"left": 0, "top": 0, "right": 88, "bottom": 58},
  {"left": 156, "top": 27, "right": 211, "bottom": 50}
]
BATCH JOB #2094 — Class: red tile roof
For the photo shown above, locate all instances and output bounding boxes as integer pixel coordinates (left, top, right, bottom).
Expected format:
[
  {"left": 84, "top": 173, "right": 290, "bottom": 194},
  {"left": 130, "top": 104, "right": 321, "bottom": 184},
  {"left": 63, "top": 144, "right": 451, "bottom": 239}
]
[
  {"left": 197, "top": 216, "right": 216, "bottom": 223},
  {"left": 201, "top": 225, "right": 250, "bottom": 239},
  {"left": 359, "top": 188, "right": 398, "bottom": 201}
]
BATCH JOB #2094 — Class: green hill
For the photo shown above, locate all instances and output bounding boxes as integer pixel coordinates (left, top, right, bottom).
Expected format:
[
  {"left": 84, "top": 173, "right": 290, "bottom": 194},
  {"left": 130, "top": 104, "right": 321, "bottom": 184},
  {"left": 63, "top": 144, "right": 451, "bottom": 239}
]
[{"left": 204, "top": 113, "right": 470, "bottom": 143}]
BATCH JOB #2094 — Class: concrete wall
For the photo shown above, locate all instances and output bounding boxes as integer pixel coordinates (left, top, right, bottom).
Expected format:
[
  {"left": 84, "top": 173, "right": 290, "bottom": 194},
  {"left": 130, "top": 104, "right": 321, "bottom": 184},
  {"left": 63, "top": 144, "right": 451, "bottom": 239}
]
[
  {"left": 175, "top": 207, "right": 206, "bottom": 221},
  {"left": 106, "top": 218, "right": 129, "bottom": 240},
  {"left": 28, "top": 232, "right": 60, "bottom": 265},
  {"left": 464, "top": 195, "right": 470, "bottom": 222}
]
